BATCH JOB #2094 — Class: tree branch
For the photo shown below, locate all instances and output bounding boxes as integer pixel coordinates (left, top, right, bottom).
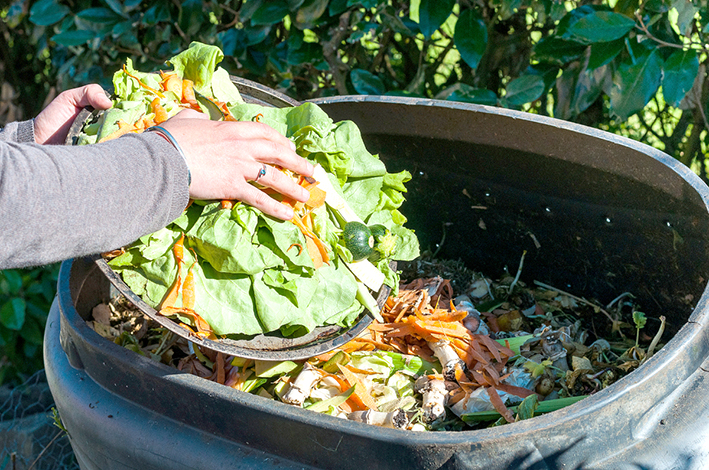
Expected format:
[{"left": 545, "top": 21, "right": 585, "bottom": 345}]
[
  {"left": 635, "top": 11, "right": 707, "bottom": 52},
  {"left": 371, "top": 30, "right": 392, "bottom": 72},
  {"left": 322, "top": 12, "right": 352, "bottom": 95},
  {"left": 114, "top": 46, "right": 163, "bottom": 65},
  {"left": 681, "top": 119, "right": 702, "bottom": 167},
  {"left": 664, "top": 109, "right": 692, "bottom": 157}
]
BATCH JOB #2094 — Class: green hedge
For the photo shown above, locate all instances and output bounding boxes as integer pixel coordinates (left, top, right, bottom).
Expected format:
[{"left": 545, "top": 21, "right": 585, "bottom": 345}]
[
  {"left": 0, "top": 265, "right": 58, "bottom": 385},
  {"left": 4, "top": 1, "right": 707, "bottom": 152},
  {"left": 1, "top": 0, "right": 707, "bottom": 384}
]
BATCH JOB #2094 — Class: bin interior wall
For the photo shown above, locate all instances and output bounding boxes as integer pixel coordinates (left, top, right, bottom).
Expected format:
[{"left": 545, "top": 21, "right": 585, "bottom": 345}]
[{"left": 317, "top": 99, "right": 709, "bottom": 331}]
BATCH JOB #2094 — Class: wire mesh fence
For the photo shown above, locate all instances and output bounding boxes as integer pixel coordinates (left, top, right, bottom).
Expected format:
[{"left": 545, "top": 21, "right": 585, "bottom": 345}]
[{"left": 0, "top": 370, "right": 77, "bottom": 470}]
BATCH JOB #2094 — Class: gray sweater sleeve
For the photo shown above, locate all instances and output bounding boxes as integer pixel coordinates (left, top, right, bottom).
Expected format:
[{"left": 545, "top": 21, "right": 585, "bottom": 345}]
[{"left": 0, "top": 120, "right": 190, "bottom": 268}]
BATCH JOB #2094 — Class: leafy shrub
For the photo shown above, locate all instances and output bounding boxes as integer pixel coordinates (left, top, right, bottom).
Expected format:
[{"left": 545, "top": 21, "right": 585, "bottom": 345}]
[
  {"left": 2, "top": 1, "right": 707, "bottom": 163},
  {"left": 0, "top": 265, "right": 59, "bottom": 385}
]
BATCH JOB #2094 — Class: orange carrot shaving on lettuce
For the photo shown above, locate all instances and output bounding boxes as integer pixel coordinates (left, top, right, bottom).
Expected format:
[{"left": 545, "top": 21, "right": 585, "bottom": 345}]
[
  {"left": 181, "top": 79, "right": 201, "bottom": 110},
  {"left": 98, "top": 119, "right": 140, "bottom": 143},
  {"left": 215, "top": 101, "right": 237, "bottom": 121},
  {"left": 158, "top": 234, "right": 186, "bottom": 310},
  {"left": 299, "top": 179, "right": 327, "bottom": 209},
  {"left": 181, "top": 262, "right": 197, "bottom": 311},
  {"left": 156, "top": 235, "right": 214, "bottom": 339},
  {"left": 160, "top": 71, "right": 183, "bottom": 95},
  {"left": 160, "top": 274, "right": 182, "bottom": 311},
  {"left": 123, "top": 65, "right": 164, "bottom": 98},
  {"left": 291, "top": 212, "right": 330, "bottom": 265},
  {"left": 287, "top": 243, "right": 304, "bottom": 256},
  {"left": 150, "top": 97, "right": 169, "bottom": 124}
]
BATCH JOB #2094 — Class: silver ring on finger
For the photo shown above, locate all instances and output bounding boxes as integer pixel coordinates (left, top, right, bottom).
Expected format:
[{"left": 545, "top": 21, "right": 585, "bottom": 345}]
[{"left": 254, "top": 163, "right": 267, "bottom": 182}]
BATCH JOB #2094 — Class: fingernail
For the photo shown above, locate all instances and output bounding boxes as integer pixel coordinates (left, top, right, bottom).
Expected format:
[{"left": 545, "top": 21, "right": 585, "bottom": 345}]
[
  {"left": 289, "top": 140, "right": 296, "bottom": 151},
  {"left": 300, "top": 188, "right": 310, "bottom": 201}
]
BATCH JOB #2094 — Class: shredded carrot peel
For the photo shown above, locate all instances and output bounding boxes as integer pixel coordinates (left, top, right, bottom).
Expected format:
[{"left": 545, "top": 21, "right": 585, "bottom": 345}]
[
  {"left": 150, "top": 97, "right": 169, "bottom": 124},
  {"left": 98, "top": 120, "right": 141, "bottom": 143},
  {"left": 363, "top": 276, "right": 521, "bottom": 421},
  {"left": 181, "top": 79, "right": 201, "bottom": 110},
  {"left": 291, "top": 212, "right": 330, "bottom": 266},
  {"left": 160, "top": 72, "right": 183, "bottom": 96},
  {"left": 181, "top": 262, "right": 197, "bottom": 311},
  {"left": 157, "top": 234, "right": 215, "bottom": 339},
  {"left": 159, "top": 274, "right": 182, "bottom": 311},
  {"left": 123, "top": 65, "right": 164, "bottom": 98},
  {"left": 287, "top": 243, "right": 304, "bottom": 256},
  {"left": 338, "top": 364, "right": 378, "bottom": 410}
]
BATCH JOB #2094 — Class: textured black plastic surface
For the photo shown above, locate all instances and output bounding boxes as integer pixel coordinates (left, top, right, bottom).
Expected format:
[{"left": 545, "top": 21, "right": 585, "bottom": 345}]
[{"left": 47, "top": 96, "right": 709, "bottom": 469}]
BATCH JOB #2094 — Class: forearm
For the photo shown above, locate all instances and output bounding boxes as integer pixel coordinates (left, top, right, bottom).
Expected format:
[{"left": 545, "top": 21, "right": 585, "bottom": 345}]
[{"left": 0, "top": 133, "right": 189, "bottom": 268}]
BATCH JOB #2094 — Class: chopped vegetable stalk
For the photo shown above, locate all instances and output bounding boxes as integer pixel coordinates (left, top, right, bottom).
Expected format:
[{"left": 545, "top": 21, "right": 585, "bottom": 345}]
[
  {"left": 312, "top": 165, "right": 362, "bottom": 224},
  {"left": 356, "top": 282, "right": 384, "bottom": 322},
  {"left": 254, "top": 360, "right": 299, "bottom": 378},
  {"left": 346, "top": 258, "right": 386, "bottom": 293},
  {"left": 414, "top": 375, "right": 448, "bottom": 425},
  {"left": 641, "top": 315, "right": 666, "bottom": 365},
  {"left": 428, "top": 339, "right": 466, "bottom": 381},
  {"left": 282, "top": 362, "right": 321, "bottom": 406},
  {"left": 347, "top": 409, "right": 409, "bottom": 429},
  {"left": 460, "top": 395, "right": 588, "bottom": 424},
  {"left": 321, "top": 351, "right": 350, "bottom": 373}
]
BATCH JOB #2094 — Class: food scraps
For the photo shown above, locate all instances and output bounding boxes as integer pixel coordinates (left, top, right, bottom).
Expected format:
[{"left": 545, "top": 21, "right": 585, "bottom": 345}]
[
  {"left": 90, "top": 252, "right": 666, "bottom": 431},
  {"left": 81, "top": 42, "right": 419, "bottom": 338}
]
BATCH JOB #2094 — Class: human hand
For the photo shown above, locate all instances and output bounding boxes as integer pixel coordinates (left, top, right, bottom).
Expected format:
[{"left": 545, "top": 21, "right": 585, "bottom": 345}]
[
  {"left": 160, "top": 110, "right": 315, "bottom": 220},
  {"left": 34, "top": 85, "right": 113, "bottom": 145}
]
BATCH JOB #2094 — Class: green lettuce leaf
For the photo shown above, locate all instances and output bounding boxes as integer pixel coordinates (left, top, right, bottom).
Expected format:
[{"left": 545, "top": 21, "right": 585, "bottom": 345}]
[
  {"left": 211, "top": 67, "right": 242, "bottom": 106},
  {"left": 167, "top": 41, "right": 225, "bottom": 93},
  {"left": 94, "top": 102, "right": 145, "bottom": 142},
  {"left": 112, "top": 58, "right": 161, "bottom": 101}
]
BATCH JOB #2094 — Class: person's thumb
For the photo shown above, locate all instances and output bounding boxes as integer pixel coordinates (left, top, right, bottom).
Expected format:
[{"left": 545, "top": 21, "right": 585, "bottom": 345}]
[{"left": 74, "top": 84, "right": 112, "bottom": 110}]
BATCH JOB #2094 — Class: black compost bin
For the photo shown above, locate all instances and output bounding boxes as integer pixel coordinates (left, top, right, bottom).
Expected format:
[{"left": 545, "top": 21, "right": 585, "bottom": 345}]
[{"left": 45, "top": 96, "right": 709, "bottom": 470}]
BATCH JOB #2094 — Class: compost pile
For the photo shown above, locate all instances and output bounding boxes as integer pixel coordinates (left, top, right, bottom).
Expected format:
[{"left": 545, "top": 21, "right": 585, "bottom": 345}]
[
  {"left": 90, "top": 250, "right": 666, "bottom": 431},
  {"left": 85, "top": 42, "right": 666, "bottom": 431}
]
